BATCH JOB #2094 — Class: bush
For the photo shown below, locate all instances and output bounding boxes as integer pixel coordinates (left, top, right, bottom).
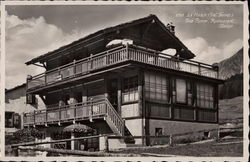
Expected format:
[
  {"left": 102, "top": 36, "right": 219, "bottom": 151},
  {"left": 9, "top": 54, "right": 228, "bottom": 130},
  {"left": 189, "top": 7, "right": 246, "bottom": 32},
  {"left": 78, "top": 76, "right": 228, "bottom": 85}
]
[{"left": 174, "top": 135, "right": 203, "bottom": 144}]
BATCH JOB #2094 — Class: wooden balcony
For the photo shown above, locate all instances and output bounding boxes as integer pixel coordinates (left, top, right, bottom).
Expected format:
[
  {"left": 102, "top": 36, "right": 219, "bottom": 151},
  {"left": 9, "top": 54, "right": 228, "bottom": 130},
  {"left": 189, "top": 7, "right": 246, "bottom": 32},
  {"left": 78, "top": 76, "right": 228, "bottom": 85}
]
[
  {"left": 27, "top": 44, "right": 219, "bottom": 91},
  {"left": 23, "top": 98, "right": 125, "bottom": 136}
]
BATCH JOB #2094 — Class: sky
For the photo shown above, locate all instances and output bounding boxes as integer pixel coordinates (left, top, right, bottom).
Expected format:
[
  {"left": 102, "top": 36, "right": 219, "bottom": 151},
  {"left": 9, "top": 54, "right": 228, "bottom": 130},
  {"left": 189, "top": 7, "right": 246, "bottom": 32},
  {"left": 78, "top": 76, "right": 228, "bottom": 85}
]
[{"left": 4, "top": 4, "right": 244, "bottom": 89}]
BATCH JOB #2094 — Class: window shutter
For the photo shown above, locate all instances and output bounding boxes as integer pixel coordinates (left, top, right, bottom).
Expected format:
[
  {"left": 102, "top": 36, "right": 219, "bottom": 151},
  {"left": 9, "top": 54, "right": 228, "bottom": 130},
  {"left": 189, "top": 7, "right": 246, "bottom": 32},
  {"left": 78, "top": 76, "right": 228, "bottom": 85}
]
[
  {"left": 27, "top": 94, "right": 36, "bottom": 104},
  {"left": 13, "top": 113, "right": 20, "bottom": 128}
]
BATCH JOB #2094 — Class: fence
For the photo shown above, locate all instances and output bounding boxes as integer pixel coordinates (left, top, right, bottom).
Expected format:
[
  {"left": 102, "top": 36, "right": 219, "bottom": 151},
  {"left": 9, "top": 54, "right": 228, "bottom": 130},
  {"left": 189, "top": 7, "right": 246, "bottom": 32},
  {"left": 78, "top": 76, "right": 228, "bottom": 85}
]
[{"left": 10, "top": 125, "right": 242, "bottom": 156}]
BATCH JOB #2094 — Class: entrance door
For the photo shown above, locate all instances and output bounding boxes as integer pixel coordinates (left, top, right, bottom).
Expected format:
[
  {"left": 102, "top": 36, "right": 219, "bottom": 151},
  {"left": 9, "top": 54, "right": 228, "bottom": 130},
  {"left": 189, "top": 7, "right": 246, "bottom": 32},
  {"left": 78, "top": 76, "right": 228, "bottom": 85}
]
[
  {"left": 87, "top": 81, "right": 105, "bottom": 101},
  {"left": 108, "top": 79, "right": 118, "bottom": 111}
]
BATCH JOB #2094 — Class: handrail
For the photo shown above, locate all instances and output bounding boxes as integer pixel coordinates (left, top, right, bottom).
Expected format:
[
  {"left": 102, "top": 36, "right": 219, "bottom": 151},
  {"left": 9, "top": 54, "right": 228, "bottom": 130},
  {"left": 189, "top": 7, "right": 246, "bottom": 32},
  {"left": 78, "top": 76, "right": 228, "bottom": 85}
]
[
  {"left": 27, "top": 44, "right": 219, "bottom": 90},
  {"left": 23, "top": 98, "right": 125, "bottom": 136},
  {"left": 24, "top": 98, "right": 106, "bottom": 115},
  {"left": 105, "top": 98, "right": 123, "bottom": 123},
  {"left": 105, "top": 98, "right": 124, "bottom": 136},
  {"left": 28, "top": 45, "right": 125, "bottom": 80},
  {"left": 129, "top": 44, "right": 217, "bottom": 68}
]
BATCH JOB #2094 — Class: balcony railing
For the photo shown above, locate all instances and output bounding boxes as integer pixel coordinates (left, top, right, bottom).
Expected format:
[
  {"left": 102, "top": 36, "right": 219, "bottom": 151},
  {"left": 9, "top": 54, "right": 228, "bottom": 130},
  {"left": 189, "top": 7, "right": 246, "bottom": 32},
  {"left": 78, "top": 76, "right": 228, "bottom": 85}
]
[
  {"left": 27, "top": 44, "right": 219, "bottom": 90},
  {"left": 23, "top": 98, "right": 125, "bottom": 136}
]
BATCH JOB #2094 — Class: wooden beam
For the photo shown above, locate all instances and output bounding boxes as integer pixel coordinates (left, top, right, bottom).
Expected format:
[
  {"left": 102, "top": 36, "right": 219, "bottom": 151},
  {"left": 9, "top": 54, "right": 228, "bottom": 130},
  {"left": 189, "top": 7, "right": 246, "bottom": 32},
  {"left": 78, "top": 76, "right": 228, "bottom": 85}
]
[
  {"left": 42, "top": 62, "right": 47, "bottom": 70},
  {"left": 138, "top": 69, "right": 144, "bottom": 145},
  {"left": 117, "top": 76, "right": 122, "bottom": 115},
  {"left": 84, "top": 78, "right": 104, "bottom": 86},
  {"left": 33, "top": 63, "right": 45, "bottom": 68},
  {"left": 39, "top": 94, "right": 47, "bottom": 105},
  {"left": 28, "top": 63, "right": 133, "bottom": 94},
  {"left": 104, "top": 75, "right": 109, "bottom": 99}
]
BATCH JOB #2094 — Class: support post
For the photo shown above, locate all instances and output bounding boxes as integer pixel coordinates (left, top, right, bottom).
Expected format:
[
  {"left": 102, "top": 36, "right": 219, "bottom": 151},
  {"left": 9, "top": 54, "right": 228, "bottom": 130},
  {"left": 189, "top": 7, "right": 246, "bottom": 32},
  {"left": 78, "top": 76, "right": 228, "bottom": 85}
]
[
  {"left": 71, "top": 132, "right": 75, "bottom": 150},
  {"left": 104, "top": 76, "right": 109, "bottom": 100},
  {"left": 104, "top": 135, "right": 109, "bottom": 152},
  {"left": 216, "top": 128, "right": 220, "bottom": 142},
  {"left": 82, "top": 85, "right": 87, "bottom": 103},
  {"left": 138, "top": 69, "right": 145, "bottom": 145},
  {"left": 99, "top": 135, "right": 109, "bottom": 152},
  {"left": 44, "top": 130, "right": 51, "bottom": 148},
  {"left": 126, "top": 43, "right": 129, "bottom": 59},
  {"left": 117, "top": 77, "right": 122, "bottom": 115},
  {"left": 198, "top": 63, "right": 201, "bottom": 75},
  {"left": 169, "top": 134, "right": 173, "bottom": 147},
  {"left": 13, "top": 147, "right": 19, "bottom": 156}
]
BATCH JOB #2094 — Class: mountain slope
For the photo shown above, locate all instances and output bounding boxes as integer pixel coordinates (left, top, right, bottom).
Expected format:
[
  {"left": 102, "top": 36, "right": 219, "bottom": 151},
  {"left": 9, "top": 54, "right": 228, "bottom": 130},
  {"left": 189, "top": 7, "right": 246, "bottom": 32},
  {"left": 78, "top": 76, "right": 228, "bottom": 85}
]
[
  {"left": 218, "top": 48, "right": 243, "bottom": 80},
  {"left": 219, "top": 73, "right": 243, "bottom": 99}
]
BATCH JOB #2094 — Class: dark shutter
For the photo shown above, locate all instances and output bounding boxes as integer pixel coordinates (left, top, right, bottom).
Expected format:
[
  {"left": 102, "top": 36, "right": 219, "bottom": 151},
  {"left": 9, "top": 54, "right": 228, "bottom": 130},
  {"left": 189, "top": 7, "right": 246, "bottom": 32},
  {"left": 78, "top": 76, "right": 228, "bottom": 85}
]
[{"left": 26, "top": 94, "right": 36, "bottom": 104}]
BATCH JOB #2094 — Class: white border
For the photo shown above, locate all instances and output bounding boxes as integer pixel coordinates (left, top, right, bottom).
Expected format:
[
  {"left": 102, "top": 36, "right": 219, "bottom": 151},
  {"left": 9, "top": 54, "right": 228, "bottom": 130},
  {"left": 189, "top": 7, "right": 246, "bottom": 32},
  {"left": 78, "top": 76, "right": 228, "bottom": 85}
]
[
  {"left": 0, "top": 2, "right": 6, "bottom": 159},
  {"left": 0, "top": 1, "right": 248, "bottom": 162}
]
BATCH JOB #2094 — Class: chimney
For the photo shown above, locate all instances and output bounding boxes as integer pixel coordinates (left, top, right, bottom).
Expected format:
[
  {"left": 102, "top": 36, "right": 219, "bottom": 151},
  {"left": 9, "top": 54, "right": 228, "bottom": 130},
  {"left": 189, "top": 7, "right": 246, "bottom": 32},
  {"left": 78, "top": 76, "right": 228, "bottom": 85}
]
[{"left": 166, "top": 22, "right": 175, "bottom": 34}]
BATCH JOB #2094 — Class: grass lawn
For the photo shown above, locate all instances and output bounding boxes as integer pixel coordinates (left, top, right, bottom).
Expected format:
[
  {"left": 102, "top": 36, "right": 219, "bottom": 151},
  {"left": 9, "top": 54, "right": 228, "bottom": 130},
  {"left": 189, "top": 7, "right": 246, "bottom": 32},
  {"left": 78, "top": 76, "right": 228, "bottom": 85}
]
[{"left": 111, "top": 138, "right": 243, "bottom": 157}]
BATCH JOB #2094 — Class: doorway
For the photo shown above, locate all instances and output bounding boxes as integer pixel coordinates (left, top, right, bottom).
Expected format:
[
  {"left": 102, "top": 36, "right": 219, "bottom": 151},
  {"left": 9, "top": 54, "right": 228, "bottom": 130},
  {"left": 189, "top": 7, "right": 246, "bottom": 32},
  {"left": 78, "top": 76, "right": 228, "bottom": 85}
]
[{"left": 108, "top": 79, "right": 118, "bottom": 111}]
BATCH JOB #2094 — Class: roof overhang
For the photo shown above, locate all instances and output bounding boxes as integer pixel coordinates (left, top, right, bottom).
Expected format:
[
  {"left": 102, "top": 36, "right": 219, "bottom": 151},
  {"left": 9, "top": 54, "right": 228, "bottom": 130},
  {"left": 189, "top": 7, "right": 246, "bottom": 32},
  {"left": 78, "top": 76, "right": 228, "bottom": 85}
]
[{"left": 26, "top": 14, "right": 195, "bottom": 66}]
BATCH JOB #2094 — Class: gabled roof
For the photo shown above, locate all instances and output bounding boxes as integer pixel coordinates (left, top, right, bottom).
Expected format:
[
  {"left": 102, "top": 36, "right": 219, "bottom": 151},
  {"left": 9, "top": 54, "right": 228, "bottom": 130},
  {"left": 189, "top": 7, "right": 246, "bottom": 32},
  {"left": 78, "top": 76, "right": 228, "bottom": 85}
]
[
  {"left": 26, "top": 14, "right": 195, "bottom": 65},
  {"left": 5, "top": 83, "right": 26, "bottom": 93}
]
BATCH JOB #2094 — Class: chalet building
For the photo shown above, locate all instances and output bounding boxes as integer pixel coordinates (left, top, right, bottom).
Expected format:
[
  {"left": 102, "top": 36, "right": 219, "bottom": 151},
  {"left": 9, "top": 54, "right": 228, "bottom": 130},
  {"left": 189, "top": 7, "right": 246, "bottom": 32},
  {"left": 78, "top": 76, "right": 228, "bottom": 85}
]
[
  {"left": 5, "top": 83, "right": 45, "bottom": 134},
  {"left": 23, "top": 15, "right": 223, "bottom": 150}
]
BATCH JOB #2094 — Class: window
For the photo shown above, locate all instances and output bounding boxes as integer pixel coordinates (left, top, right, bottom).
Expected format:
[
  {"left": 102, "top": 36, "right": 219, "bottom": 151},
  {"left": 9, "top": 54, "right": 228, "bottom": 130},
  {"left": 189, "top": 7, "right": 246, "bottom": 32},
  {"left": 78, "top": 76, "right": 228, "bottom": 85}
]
[
  {"left": 187, "top": 81, "right": 193, "bottom": 105},
  {"left": 26, "top": 94, "right": 37, "bottom": 106},
  {"left": 197, "top": 83, "right": 214, "bottom": 108},
  {"left": 198, "top": 110, "right": 217, "bottom": 122},
  {"left": 5, "top": 112, "right": 20, "bottom": 128},
  {"left": 145, "top": 72, "right": 168, "bottom": 102},
  {"left": 75, "top": 92, "right": 83, "bottom": 103},
  {"left": 172, "top": 78, "right": 193, "bottom": 105},
  {"left": 176, "top": 79, "right": 186, "bottom": 103},
  {"left": 149, "top": 104, "right": 171, "bottom": 118},
  {"left": 13, "top": 113, "right": 21, "bottom": 128},
  {"left": 121, "top": 103, "right": 139, "bottom": 118},
  {"left": 63, "top": 94, "right": 70, "bottom": 105},
  {"left": 122, "top": 76, "right": 138, "bottom": 103},
  {"left": 174, "top": 107, "right": 195, "bottom": 120},
  {"left": 5, "top": 112, "right": 14, "bottom": 128},
  {"left": 155, "top": 128, "right": 163, "bottom": 136},
  {"left": 172, "top": 79, "right": 176, "bottom": 102}
]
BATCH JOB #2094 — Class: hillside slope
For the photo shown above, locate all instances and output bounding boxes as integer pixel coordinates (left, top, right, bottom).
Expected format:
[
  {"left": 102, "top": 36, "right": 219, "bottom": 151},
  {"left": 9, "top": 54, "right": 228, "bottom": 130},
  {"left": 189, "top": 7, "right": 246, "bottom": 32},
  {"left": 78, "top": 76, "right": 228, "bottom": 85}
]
[{"left": 219, "top": 96, "right": 243, "bottom": 123}]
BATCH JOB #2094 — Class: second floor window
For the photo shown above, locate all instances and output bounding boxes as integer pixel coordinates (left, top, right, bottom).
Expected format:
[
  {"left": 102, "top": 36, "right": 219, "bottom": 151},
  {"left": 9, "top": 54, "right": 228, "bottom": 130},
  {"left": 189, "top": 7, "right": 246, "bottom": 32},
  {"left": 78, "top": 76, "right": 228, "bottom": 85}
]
[
  {"left": 122, "top": 76, "right": 138, "bottom": 103},
  {"left": 172, "top": 78, "right": 193, "bottom": 105},
  {"left": 197, "top": 83, "right": 214, "bottom": 109},
  {"left": 145, "top": 72, "right": 168, "bottom": 103},
  {"left": 175, "top": 79, "right": 186, "bottom": 103}
]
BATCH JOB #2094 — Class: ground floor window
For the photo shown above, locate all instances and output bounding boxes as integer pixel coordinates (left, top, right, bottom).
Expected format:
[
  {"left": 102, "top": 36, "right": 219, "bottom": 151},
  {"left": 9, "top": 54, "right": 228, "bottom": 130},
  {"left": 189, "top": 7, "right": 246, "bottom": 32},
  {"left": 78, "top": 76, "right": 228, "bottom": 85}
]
[
  {"left": 148, "top": 103, "right": 171, "bottom": 118},
  {"left": 5, "top": 112, "right": 20, "bottom": 128},
  {"left": 155, "top": 128, "right": 163, "bottom": 136},
  {"left": 174, "top": 107, "right": 195, "bottom": 120},
  {"left": 198, "top": 110, "right": 217, "bottom": 122}
]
